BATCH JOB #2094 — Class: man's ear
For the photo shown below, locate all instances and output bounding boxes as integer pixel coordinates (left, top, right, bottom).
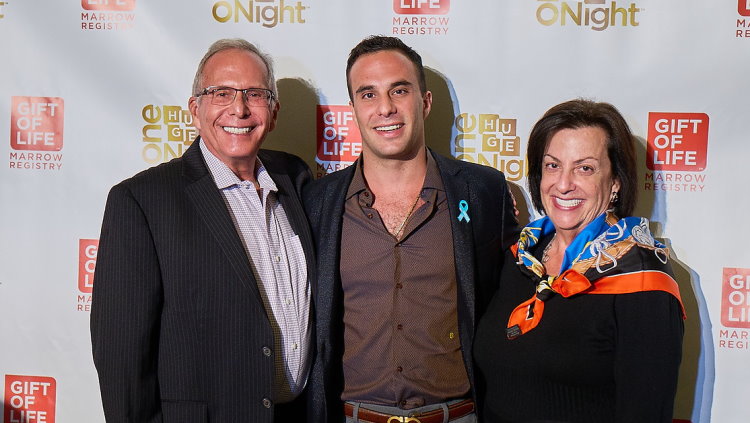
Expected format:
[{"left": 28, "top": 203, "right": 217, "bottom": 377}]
[
  {"left": 268, "top": 100, "right": 280, "bottom": 132},
  {"left": 422, "top": 90, "right": 432, "bottom": 119},
  {"left": 188, "top": 96, "right": 201, "bottom": 131}
]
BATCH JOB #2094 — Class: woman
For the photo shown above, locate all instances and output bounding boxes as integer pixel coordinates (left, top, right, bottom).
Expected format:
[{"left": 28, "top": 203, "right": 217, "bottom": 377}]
[{"left": 474, "top": 99, "right": 685, "bottom": 422}]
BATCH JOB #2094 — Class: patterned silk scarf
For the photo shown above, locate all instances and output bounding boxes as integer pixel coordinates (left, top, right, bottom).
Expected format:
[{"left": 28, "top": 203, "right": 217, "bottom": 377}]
[{"left": 506, "top": 211, "right": 685, "bottom": 340}]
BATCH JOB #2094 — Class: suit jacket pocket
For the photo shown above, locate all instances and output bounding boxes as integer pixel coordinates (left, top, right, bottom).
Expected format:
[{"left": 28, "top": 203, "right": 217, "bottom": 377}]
[{"left": 162, "top": 400, "right": 208, "bottom": 423}]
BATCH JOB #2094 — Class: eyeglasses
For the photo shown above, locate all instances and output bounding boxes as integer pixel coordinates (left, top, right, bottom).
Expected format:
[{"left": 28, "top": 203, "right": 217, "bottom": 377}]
[{"left": 194, "top": 86, "right": 275, "bottom": 107}]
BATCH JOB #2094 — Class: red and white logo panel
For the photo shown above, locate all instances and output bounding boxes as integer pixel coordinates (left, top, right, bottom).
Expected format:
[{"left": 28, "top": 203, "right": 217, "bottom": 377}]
[
  {"left": 646, "top": 112, "right": 709, "bottom": 172},
  {"left": 4, "top": 375, "right": 56, "bottom": 423},
  {"left": 740, "top": 0, "right": 750, "bottom": 16},
  {"left": 316, "top": 105, "right": 361, "bottom": 163},
  {"left": 78, "top": 239, "right": 98, "bottom": 294},
  {"left": 10, "top": 97, "right": 64, "bottom": 152},
  {"left": 721, "top": 268, "right": 750, "bottom": 328}
]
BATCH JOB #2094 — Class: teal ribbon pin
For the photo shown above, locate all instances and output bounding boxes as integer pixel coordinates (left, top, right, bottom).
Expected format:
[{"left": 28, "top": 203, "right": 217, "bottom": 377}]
[{"left": 457, "top": 200, "right": 470, "bottom": 222}]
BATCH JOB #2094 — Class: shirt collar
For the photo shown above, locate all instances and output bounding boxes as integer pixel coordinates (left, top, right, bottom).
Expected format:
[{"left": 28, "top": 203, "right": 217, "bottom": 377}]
[
  {"left": 345, "top": 149, "right": 444, "bottom": 202},
  {"left": 199, "top": 139, "right": 277, "bottom": 192}
]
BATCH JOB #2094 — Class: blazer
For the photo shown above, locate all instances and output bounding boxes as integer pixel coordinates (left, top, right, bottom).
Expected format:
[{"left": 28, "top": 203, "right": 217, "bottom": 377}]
[
  {"left": 302, "top": 150, "right": 519, "bottom": 422},
  {"left": 90, "top": 139, "right": 315, "bottom": 423}
]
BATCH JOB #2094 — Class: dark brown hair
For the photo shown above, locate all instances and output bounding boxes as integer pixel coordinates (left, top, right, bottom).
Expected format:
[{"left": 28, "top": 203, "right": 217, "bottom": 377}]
[
  {"left": 346, "top": 35, "right": 426, "bottom": 100},
  {"left": 526, "top": 99, "right": 637, "bottom": 218}
]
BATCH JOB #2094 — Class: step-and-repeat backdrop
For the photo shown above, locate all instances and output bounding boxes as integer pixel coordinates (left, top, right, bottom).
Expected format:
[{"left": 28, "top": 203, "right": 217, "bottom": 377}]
[{"left": 1, "top": 1, "right": 748, "bottom": 422}]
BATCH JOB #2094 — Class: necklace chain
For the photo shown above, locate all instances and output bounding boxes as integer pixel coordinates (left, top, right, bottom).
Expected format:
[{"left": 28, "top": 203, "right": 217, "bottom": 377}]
[
  {"left": 393, "top": 193, "right": 421, "bottom": 239},
  {"left": 542, "top": 233, "right": 557, "bottom": 264}
]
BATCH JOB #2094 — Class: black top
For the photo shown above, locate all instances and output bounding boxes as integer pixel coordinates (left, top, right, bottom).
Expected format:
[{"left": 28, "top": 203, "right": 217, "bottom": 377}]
[{"left": 474, "top": 235, "right": 684, "bottom": 423}]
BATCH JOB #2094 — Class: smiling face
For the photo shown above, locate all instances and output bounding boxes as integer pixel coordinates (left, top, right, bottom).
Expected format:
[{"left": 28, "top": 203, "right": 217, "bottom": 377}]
[
  {"left": 188, "top": 48, "right": 278, "bottom": 179},
  {"left": 347, "top": 50, "right": 432, "bottom": 163},
  {"left": 540, "top": 126, "right": 620, "bottom": 239}
]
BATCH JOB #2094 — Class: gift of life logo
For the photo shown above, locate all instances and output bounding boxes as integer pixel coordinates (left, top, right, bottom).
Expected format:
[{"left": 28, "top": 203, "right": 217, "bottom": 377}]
[
  {"left": 4, "top": 375, "right": 56, "bottom": 423},
  {"left": 736, "top": 0, "right": 750, "bottom": 37},
  {"left": 453, "top": 113, "right": 526, "bottom": 182},
  {"left": 212, "top": 0, "right": 307, "bottom": 27},
  {"left": 81, "top": 0, "right": 136, "bottom": 30},
  {"left": 721, "top": 268, "right": 750, "bottom": 328},
  {"left": 315, "top": 105, "right": 362, "bottom": 178},
  {"left": 11, "top": 97, "right": 63, "bottom": 151},
  {"left": 78, "top": 239, "right": 98, "bottom": 294},
  {"left": 9, "top": 97, "right": 64, "bottom": 171},
  {"left": 77, "top": 239, "right": 97, "bottom": 311},
  {"left": 536, "top": 0, "right": 641, "bottom": 31},
  {"left": 646, "top": 113, "right": 708, "bottom": 172},
  {"left": 392, "top": 0, "right": 450, "bottom": 35},
  {"left": 394, "top": 0, "right": 450, "bottom": 14},
  {"left": 141, "top": 105, "right": 197, "bottom": 165},
  {"left": 740, "top": 0, "right": 750, "bottom": 16}
]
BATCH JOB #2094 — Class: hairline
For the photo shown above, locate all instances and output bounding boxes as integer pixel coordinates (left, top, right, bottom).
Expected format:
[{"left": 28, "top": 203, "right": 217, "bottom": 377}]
[{"left": 192, "top": 38, "right": 278, "bottom": 102}]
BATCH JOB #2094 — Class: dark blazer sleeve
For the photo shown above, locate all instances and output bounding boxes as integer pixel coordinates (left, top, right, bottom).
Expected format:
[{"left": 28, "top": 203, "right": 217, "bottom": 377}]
[
  {"left": 302, "top": 166, "right": 355, "bottom": 423},
  {"left": 91, "top": 182, "right": 164, "bottom": 423}
]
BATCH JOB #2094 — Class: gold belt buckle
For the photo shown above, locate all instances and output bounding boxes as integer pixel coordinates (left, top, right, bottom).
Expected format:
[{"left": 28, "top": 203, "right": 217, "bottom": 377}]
[{"left": 386, "top": 417, "right": 422, "bottom": 423}]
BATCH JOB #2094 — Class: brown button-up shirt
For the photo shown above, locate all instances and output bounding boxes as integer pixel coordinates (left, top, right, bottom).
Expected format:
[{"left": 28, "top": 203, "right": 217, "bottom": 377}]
[{"left": 340, "top": 153, "right": 470, "bottom": 409}]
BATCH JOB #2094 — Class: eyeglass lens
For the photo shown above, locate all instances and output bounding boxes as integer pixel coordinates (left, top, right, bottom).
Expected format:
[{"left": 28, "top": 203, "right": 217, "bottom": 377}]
[{"left": 208, "top": 87, "right": 271, "bottom": 106}]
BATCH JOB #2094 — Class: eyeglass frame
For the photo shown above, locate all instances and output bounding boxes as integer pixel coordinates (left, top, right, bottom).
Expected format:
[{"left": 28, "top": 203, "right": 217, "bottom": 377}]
[{"left": 193, "top": 86, "right": 276, "bottom": 107}]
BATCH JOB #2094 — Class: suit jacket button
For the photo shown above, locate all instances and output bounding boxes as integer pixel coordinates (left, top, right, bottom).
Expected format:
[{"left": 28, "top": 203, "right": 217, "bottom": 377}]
[
  {"left": 262, "top": 346, "right": 272, "bottom": 357},
  {"left": 263, "top": 398, "right": 272, "bottom": 408}
]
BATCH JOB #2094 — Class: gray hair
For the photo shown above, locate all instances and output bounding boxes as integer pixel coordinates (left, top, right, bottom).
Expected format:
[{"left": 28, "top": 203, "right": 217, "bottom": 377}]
[{"left": 191, "top": 38, "right": 278, "bottom": 101}]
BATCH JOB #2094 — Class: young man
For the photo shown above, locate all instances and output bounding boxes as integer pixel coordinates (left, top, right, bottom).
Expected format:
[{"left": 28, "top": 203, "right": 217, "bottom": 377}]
[
  {"left": 304, "top": 35, "right": 518, "bottom": 423},
  {"left": 91, "top": 39, "right": 314, "bottom": 422}
]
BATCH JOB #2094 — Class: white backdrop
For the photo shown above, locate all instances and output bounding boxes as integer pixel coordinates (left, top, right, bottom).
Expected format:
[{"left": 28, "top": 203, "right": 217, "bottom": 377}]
[{"left": 2, "top": 1, "right": 749, "bottom": 422}]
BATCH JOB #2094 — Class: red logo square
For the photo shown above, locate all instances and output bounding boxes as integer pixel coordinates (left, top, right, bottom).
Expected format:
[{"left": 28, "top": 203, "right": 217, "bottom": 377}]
[
  {"left": 10, "top": 97, "right": 64, "bottom": 151},
  {"left": 78, "top": 239, "right": 99, "bottom": 294},
  {"left": 740, "top": 0, "right": 750, "bottom": 16},
  {"left": 81, "top": 0, "right": 136, "bottom": 11},
  {"left": 4, "top": 375, "right": 56, "bottom": 423},
  {"left": 316, "top": 105, "right": 362, "bottom": 163},
  {"left": 721, "top": 268, "right": 750, "bottom": 328},
  {"left": 646, "top": 112, "right": 708, "bottom": 172},
  {"left": 393, "top": 0, "right": 450, "bottom": 15}
]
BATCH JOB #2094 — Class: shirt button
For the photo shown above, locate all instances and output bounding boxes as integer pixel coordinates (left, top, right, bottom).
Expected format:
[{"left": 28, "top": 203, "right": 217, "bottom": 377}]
[
  {"left": 397, "top": 324, "right": 403, "bottom": 330},
  {"left": 262, "top": 398, "right": 272, "bottom": 408},
  {"left": 367, "top": 213, "right": 373, "bottom": 219},
  {"left": 364, "top": 191, "right": 370, "bottom": 197},
  {"left": 275, "top": 256, "right": 281, "bottom": 263},
  {"left": 286, "top": 298, "right": 292, "bottom": 306},
  {"left": 262, "top": 346, "right": 272, "bottom": 357},
  {"left": 397, "top": 366, "right": 403, "bottom": 373},
  {"left": 292, "top": 342, "right": 298, "bottom": 350},
  {"left": 396, "top": 283, "right": 403, "bottom": 289}
]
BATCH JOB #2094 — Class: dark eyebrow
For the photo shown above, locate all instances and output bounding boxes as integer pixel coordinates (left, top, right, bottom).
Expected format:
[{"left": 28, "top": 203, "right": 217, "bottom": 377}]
[
  {"left": 354, "top": 80, "right": 413, "bottom": 95},
  {"left": 543, "top": 153, "right": 601, "bottom": 165},
  {"left": 354, "top": 84, "right": 375, "bottom": 95},
  {"left": 390, "top": 80, "right": 412, "bottom": 90}
]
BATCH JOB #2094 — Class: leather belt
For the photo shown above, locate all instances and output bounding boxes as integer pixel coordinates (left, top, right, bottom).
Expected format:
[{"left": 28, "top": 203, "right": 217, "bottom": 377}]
[{"left": 343, "top": 399, "right": 475, "bottom": 423}]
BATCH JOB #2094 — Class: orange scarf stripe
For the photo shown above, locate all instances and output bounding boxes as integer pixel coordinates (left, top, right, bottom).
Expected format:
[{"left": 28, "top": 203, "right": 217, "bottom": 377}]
[
  {"left": 507, "top": 270, "right": 685, "bottom": 339},
  {"left": 579, "top": 270, "right": 686, "bottom": 319}
]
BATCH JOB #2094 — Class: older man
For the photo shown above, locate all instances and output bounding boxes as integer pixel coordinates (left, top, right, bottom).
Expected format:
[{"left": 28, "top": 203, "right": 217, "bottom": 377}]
[
  {"left": 91, "top": 39, "right": 314, "bottom": 423},
  {"left": 304, "top": 36, "right": 518, "bottom": 423}
]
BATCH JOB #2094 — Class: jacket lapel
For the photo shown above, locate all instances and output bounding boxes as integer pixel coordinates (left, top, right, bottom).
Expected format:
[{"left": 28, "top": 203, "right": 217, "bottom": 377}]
[
  {"left": 182, "top": 140, "right": 262, "bottom": 299},
  {"left": 432, "top": 151, "right": 476, "bottom": 337}
]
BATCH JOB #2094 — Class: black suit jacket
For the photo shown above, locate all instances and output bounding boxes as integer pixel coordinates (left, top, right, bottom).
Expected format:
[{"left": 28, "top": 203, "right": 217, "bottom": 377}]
[
  {"left": 90, "top": 140, "right": 315, "bottom": 423},
  {"left": 302, "top": 150, "right": 518, "bottom": 423}
]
